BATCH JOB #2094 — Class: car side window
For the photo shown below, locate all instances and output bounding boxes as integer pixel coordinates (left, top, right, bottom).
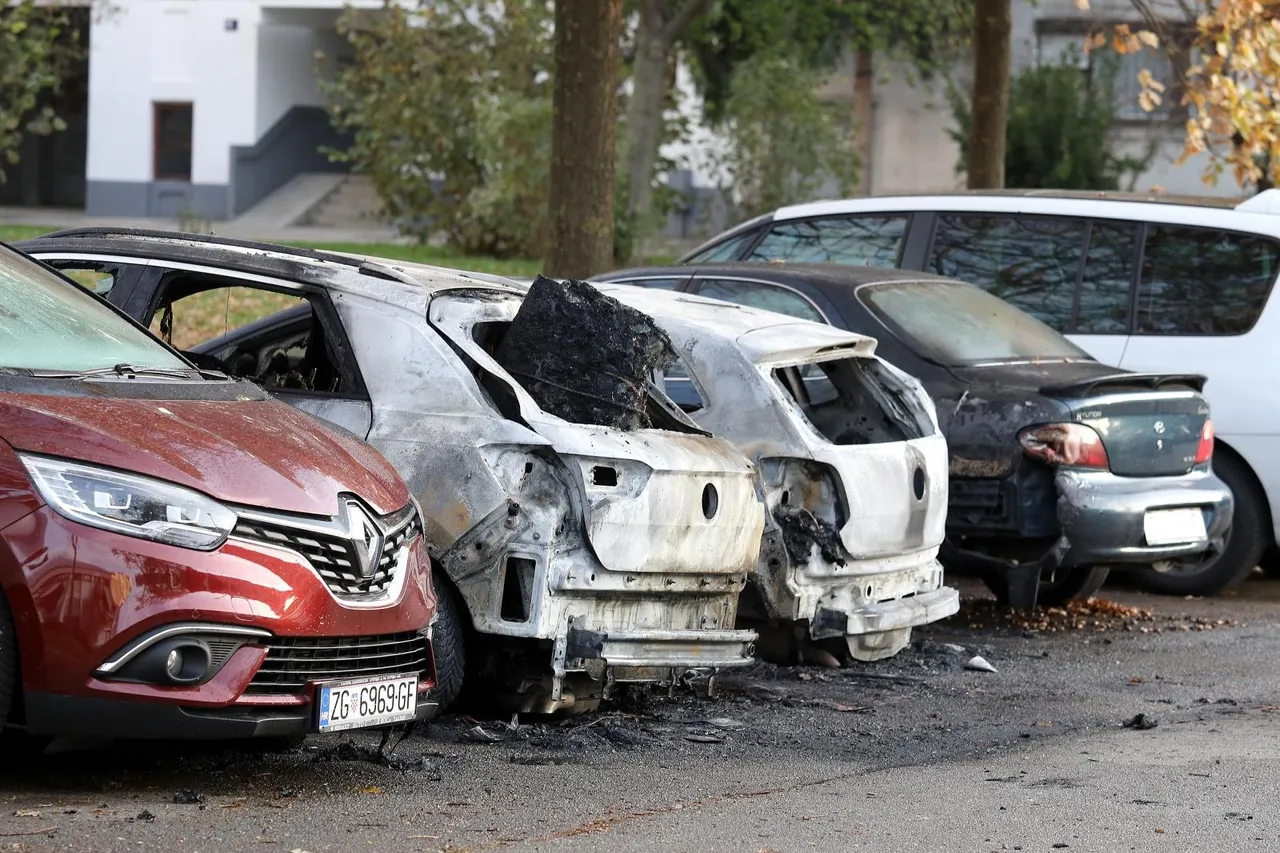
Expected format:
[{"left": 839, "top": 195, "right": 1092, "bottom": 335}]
[
  {"left": 1075, "top": 221, "right": 1139, "bottom": 334},
  {"left": 929, "top": 214, "right": 1086, "bottom": 330},
  {"left": 149, "top": 278, "right": 355, "bottom": 395},
  {"left": 618, "top": 278, "right": 683, "bottom": 290},
  {"left": 745, "top": 216, "right": 906, "bottom": 267},
  {"left": 44, "top": 261, "right": 125, "bottom": 298},
  {"left": 696, "top": 278, "right": 826, "bottom": 324},
  {"left": 1136, "top": 225, "right": 1280, "bottom": 336},
  {"left": 686, "top": 229, "right": 760, "bottom": 263}
]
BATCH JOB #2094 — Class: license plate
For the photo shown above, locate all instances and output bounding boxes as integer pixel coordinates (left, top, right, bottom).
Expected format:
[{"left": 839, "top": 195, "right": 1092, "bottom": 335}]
[
  {"left": 1143, "top": 508, "right": 1208, "bottom": 547},
  {"left": 317, "top": 673, "right": 418, "bottom": 733}
]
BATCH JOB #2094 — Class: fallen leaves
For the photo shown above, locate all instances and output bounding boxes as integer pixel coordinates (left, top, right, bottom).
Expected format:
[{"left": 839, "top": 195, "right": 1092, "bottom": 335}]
[{"left": 957, "top": 597, "right": 1237, "bottom": 635}]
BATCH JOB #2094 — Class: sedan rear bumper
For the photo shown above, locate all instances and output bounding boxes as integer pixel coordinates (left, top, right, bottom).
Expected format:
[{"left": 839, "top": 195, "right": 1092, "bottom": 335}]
[
  {"left": 811, "top": 585, "right": 961, "bottom": 638},
  {"left": 1055, "top": 467, "right": 1233, "bottom": 567}
]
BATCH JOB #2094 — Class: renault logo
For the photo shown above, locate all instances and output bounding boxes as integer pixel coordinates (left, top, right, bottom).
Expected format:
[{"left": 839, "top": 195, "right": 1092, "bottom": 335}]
[{"left": 344, "top": 500, "right": 385, "bottom": 579}]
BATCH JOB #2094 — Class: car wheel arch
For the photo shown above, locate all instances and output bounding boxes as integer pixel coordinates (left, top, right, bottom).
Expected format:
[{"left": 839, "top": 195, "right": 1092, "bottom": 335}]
[{"left": 1213, "top": 437, "right": 1274, "bottom": 549}]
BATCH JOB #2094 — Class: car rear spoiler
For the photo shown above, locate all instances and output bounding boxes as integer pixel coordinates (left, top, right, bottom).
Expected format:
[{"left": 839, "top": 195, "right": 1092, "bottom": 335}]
[{"left": 1040, "top": 372, "right": 1207, "bottom": 398}]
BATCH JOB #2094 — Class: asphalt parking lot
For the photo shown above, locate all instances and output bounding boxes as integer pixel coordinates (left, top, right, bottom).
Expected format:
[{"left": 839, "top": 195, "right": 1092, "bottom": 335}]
[{"left": 3, "top": 573, "right": 1278, "bottom": 853}]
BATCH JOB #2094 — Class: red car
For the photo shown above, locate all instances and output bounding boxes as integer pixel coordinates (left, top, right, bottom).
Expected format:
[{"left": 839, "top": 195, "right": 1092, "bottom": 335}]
[{"left": 0, "top": 245, "right": 438, "bottom": 740}]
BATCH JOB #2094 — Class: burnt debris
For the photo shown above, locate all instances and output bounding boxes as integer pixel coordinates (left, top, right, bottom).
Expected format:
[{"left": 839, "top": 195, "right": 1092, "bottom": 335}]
[
  {"left": 495, "top": 276, "right": 676, "bottom": 430},
  {"left": 774, "top": 505, "right": 849, "bottom": 566}
]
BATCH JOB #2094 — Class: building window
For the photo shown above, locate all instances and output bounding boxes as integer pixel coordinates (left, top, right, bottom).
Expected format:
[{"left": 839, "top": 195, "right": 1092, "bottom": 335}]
[
  {"left": 153, "top": 102, "right": 193, "bottom": 181},
  {"left": 1098, "top": 45, "right": 1175, "bottom": 121}
]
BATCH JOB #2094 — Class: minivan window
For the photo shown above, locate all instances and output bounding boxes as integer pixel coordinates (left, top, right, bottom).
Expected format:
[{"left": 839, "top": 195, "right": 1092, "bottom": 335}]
[
  {"left": 859, "top": 280, "right": 1090, "bottom": 366},
  {"left": 1136, "top": 225, "right": 1280, "bottom": 335},
  {"left": 686, "top": 229, "right": 760, "bottom": 263},
  {"left": 0, "top": 250, "right": 187, "bottom": 373},
  {"left": 929, "top": 214, "right": 1085, "bottom": 329},
  {"left": 746, "top": 215, "right": 906, "bottom": 266},
  {"left": 1075, "top": 221, "right": 1138, "bottom": 334}
]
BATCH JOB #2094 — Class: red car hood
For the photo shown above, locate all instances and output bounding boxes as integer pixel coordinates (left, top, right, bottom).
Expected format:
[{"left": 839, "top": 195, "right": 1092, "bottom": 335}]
[{"left": 0, "top": 394, "right": 407, "bottom": 518}]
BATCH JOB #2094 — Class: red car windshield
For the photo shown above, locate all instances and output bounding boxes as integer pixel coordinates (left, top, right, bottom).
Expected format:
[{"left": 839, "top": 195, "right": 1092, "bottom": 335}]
[{"left": 0, "top": 248, "right": 188, "bottom": 373}]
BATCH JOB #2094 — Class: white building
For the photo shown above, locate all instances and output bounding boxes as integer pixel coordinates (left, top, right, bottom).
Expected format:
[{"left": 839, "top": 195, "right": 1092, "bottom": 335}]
[
  {"left": 847, "top": 0, "right": 1238, "bottom": 199},
  {"left": 11, "top": 0, "right": 1242, "bottom": 228},
  {"left": 56, "top": 0, "right": 381, "bottom": 220}
]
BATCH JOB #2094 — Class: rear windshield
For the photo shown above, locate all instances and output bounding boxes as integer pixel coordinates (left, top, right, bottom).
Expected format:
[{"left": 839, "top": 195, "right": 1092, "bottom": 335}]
[
  {"left": 858, "top": 280, "right": 1089, "bottom": 366},
  {"left": 0, "top": 249, "right": 187, "bottom": 372},
  {"left": 772, "top": 356, "right": 931, "bottom": 445}
]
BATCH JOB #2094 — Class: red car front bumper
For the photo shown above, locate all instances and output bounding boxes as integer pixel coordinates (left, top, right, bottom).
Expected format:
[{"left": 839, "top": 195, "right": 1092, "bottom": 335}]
[{"left": 0, "top": 507, "right": 439, "bottom": 739}]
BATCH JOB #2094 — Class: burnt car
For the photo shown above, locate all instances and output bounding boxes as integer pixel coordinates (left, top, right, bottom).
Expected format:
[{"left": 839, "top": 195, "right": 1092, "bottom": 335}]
[
  {"left": 21, "top": 230, "right": 764, "bottom": 715},
  {"left": 594, "top": 264, "right": 1234, "bottom": 607},
  {"left": 595, "top": 283, "right": 958, "bottom": 662},
  {"left": 0, "top": 242, "right": 439, "bottom": 742}
]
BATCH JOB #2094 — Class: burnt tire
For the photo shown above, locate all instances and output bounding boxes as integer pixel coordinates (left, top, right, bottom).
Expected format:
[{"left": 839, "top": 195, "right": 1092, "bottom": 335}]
[
  {"left": 0, "top": 592, "right": 16, "bottom": 728},
  {"left": 430, "top": 574, "right": 466, "bottom": 713},
  {"left": 1034, "top": 565, "right": 1111, "bottom": 606},
  {"left": 1135, "top": 452, "right": 1267, "bottom": 596}
]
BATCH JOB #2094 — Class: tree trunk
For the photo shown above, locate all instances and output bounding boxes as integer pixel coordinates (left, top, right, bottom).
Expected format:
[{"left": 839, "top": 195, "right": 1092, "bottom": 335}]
[
  {"left": 967, "top": 0, "right": 1012, "bottom": 189},
  {"left": 623, "top": 0, "right": 712, "bottom": 261},
  {"left": 852, "top": 49, "right": 873, "bottom": 194},
  {"left": 625, "top": 1, "right": 671, "bottom": 245},
  {"left": 547, "top": 0, "right": 624, "bottom": 279}
]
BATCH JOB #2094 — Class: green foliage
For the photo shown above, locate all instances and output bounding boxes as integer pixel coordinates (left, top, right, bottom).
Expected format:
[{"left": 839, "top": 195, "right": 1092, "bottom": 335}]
[
  {"left": 321, "top": 1, "right": 555, "bottom": 259},
  {"left": 687, "top": 0, "right": 967, "bottom": 123},
  {"left": 949, "top": 52, "right": 1155, "bottom": 190},
  {"left": 706, "top": 51, "right": 858, "bottom": 220},
  {"left": 0, "top": 1, "right": 83, "bottom": 182}
]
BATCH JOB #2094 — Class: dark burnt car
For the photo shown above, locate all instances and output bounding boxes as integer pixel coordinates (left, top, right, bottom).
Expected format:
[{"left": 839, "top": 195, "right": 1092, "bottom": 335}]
[{"left": 594, "top": 264, "right": 1234, "bottom": 607}]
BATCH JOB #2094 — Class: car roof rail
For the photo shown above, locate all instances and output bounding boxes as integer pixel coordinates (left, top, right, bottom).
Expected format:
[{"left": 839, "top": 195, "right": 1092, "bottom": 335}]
[
  {"left": 32, "top": 226, "right": 421, "bottom": 286},
  {"left": 1234, "top": 189, "right": 1280, "bottom": 213}
]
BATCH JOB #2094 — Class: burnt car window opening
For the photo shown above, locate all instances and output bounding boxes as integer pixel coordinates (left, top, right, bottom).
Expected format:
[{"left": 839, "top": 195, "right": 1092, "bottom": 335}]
[
  {"left": 1136, "top": 224, "right": 1280, "bottom": 336},
  {"left": 772, "top": 356, "right": 927, "bottom": 445},
  {"left": 929, "top": 214, "right": 1088, "bottom": 329},
  {"left": 747, "top": 216, "right": 907, "bottom": 266},
  {"left": 696, "top": 278, "right": 826, "bottom": 324},
  {"left": 51, "top": 263, "right": 121, "bottom": 297},
  {"left": 859, "top": 280, "right": 1090, "bottom": 366},
  {"left": 0, "top": 249, "right": 188, "bottom": 373},
  {"left": 472, "top": 284, "right": 704, "bottom": 433},
  {"left": 685, "top": 228, "right": 761, "bottom": 263},
  {"left": 153, "top": 281, "right": 351, "bottom": 394}
]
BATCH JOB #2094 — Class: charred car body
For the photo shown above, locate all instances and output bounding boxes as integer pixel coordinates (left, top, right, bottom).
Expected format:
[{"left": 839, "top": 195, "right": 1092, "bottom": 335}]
[
  {"left": 0, "top": 244, "right": 438, "bottom": 741},
  {"left": 596, "top": 284, "right": 958, "bottom": 661},
  {"left": 22, "top": 231, "right": 764, "bottom": 714},
  {"left": 595, "top": 265, "right": 1234, "bottom": 608}
]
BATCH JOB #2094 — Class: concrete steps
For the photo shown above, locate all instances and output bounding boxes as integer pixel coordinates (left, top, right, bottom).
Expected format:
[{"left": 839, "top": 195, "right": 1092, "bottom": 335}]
[
  {"left": 301, "top": 174, "right": 384, "bottom": 229},
  {"left": 237, "top": 172, "right": 346, "bottom": 228}
]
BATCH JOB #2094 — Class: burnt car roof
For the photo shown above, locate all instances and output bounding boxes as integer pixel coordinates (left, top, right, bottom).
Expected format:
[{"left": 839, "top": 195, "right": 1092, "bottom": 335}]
[
  {"left": 594, "top": 282, "right": 877, "bottom": 363},
  {"left": 600, "top": 262, "right": 960, "bottom": 290},
  {"left": 16, "top": 227, "right": 526, "bottom": 298}
]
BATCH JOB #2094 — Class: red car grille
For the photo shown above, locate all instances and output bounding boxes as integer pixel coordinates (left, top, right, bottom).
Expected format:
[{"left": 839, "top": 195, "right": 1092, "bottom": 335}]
[
  {"left": 233, "top": 510, "right": 420, "bottom": 598},
  {"left": 245, "top": 631, "right": 432, "bottom": 697}
]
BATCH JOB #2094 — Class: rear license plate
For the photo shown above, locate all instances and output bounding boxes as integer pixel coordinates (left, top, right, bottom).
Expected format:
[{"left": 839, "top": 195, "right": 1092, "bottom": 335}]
[
  {"left": 317, "top": 673, "right": 418, "bottom": 733},
  {"left": 1143, "top": 508, "right": 1208, "bottom": 547}
]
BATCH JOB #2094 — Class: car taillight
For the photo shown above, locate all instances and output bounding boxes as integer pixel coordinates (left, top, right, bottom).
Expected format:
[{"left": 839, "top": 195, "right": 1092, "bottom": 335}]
[
  {"left": 1018, "top": 423, "right": 1110, "bottom": 470},
  {"left": 1195, "top": 419, "right": 1214, "bottom": 465}
]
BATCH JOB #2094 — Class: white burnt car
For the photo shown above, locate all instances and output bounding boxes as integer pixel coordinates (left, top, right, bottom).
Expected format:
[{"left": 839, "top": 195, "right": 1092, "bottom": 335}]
[
  {"left": 596, "top": 283, "right": 959, "bottom": 662},
  {"left": 24, "top": 230, "right": 765, "bottom": 714}
]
